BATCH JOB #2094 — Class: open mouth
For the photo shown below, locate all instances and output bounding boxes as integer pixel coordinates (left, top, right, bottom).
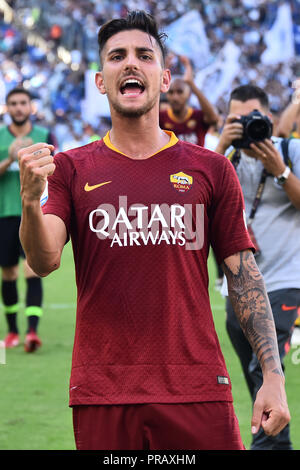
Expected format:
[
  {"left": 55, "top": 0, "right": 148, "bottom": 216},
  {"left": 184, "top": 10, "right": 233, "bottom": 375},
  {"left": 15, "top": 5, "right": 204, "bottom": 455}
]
[{"left": 120, "top": 78, "right": 145, "bottom": 96}]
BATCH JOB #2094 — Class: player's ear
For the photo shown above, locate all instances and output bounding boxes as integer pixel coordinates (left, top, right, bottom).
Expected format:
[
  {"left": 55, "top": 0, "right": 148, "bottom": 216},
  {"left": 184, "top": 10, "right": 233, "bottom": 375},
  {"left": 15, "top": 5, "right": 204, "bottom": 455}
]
[
  {"left": 161, "top": 69, "right": 171, "bottom": 94},
  {"left": 95, "top": 71, "right": 106, "bottom": 95}
]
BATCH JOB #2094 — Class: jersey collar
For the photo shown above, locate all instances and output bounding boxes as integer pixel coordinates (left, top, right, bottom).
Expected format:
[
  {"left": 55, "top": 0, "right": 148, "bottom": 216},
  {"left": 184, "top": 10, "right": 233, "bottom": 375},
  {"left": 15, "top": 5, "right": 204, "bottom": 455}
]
[
  {"left": 103, "top": 130, "right": 178, "bottom": 159},
  {"left": 167, "top": 106, "right": 193, "bottom": 123}
]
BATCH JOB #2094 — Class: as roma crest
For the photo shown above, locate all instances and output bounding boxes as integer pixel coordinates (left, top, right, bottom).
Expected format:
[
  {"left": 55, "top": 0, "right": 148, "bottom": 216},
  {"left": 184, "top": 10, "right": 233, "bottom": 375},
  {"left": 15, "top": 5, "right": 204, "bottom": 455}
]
[{"left": 170, "top": 171, "right": 193, "bottom": 193}]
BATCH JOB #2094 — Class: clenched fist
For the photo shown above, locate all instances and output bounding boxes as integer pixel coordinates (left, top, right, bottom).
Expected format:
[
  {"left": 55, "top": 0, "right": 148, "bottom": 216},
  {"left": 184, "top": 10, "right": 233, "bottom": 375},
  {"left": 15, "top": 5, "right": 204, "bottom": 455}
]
[{"left": 18, "top": 142, "right": 55, "bottom": 203}]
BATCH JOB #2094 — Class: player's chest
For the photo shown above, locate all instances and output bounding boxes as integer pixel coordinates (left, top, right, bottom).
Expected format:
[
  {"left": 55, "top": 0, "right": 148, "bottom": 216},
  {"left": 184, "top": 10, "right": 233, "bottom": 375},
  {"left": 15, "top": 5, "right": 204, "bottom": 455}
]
[
  {"left": 71, "top": 160, "right": 210, "bottom": 213},
  {"left": 71, "top": 159, "right": 211, "bottom": 246}
]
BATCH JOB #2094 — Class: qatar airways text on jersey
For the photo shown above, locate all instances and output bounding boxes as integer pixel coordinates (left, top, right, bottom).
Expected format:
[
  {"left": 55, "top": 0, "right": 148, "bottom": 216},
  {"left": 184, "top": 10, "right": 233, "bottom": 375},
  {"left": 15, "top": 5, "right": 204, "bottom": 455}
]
[{"left": 89, "top": 196, "right": 204, "bottom": 251}]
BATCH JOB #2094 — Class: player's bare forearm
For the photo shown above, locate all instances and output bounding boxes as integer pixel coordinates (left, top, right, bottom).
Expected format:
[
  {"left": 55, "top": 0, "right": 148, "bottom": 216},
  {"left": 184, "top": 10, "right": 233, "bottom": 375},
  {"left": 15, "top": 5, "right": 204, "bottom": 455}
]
[
  {"left": 222, "top": 250, "right": 290, "bottom": 435},
  {"left": 18, "top": 142, "right": 65, "bottom": 276},
  {"left": 189, "top": 83, "right": 219, "bottom": 125},
  {"left": 0, "top": 157, "right": 13, "bottom": 175},
  {"left": 276, "top": 102, "right": 300, "bottom": 138},
  {"left": 221, "top": 250, "right": 284, "bottom": 379},
  {"left": 20, "top": 200, "right": 62, "bottom": 277}
]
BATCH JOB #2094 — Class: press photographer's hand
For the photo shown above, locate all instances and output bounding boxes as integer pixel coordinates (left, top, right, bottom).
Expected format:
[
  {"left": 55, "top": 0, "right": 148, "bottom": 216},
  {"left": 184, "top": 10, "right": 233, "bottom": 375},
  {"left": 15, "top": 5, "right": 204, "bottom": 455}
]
[
  {"left": 250, "top": 139, "right": 286, "bottom": 176},
  {"left": 216, "top": 114, "right": 243, "bottom": 155}
]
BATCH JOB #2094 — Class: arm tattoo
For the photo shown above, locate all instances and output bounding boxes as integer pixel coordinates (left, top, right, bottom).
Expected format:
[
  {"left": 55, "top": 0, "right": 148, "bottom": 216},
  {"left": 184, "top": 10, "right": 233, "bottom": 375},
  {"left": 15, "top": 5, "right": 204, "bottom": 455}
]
[{"left": 221, "top": 251, "right": 283, "bottom": 377}]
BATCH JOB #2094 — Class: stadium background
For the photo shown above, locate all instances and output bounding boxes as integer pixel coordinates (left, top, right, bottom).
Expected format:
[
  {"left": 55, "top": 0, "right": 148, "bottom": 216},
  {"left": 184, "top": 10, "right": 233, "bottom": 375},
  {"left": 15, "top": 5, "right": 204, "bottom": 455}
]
[{"left": 0, "top": 0, "right": 299, "bottom": 450}]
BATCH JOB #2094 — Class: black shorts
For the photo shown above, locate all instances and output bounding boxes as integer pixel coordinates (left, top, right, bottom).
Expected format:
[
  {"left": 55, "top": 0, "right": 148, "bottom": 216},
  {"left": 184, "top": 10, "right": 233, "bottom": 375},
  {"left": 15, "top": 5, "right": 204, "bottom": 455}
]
[{"left": 0, "top": 216, "right": 25, "bottom": 267}]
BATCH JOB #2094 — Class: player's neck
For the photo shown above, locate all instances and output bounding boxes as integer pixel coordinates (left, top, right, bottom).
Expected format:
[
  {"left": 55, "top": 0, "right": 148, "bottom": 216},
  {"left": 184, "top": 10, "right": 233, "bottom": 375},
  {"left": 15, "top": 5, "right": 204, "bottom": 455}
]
[
  {"left": 9, "top": 120, "right": 32, "bottom": 137},
  {"left": 171, "top": 105, "right": 189, "bottom": 121},
  {"left": 109, "top": 113, "right": 169, "bottom": 159}
]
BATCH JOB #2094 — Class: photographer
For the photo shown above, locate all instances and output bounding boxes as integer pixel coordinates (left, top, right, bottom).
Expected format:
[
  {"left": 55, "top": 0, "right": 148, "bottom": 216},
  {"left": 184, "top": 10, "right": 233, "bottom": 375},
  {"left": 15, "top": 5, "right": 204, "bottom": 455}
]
[{"left": 215, "top": 85, "right": 300, "bottom": 450}]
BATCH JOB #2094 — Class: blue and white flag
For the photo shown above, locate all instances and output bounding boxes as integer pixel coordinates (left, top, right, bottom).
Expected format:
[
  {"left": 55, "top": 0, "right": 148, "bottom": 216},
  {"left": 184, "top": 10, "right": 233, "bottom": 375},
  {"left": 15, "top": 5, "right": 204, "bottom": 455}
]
[
  {"left": 193, "top": 40, "right": 241, "bottom": 106},
  {"left": 261, "top": 2, "right": 295, "bottom": 65},
  {"left": 294, "top": 24, "right": 300, "bottom": 55},
  {"left": 164, "top": 10, "right": 211, "bottom": 68}
]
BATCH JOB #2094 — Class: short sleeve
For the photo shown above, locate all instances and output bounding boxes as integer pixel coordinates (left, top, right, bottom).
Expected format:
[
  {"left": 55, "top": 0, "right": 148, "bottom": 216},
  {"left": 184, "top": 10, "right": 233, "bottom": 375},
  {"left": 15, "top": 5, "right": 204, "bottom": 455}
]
[
  {"left": 42, "top": 152, "right": 72, "bottom": 234},
  {"left": 209, "top": 157, "right": 255, "bottom": 264},
  {"left": 195, "top": 110, "right": 210, "bottom": 131},
  {"left": 46, "top": 131, "right": 59, "bottom": 153},
  {"left": 288, "top": 138, "right": 300, "bottom": 179}
]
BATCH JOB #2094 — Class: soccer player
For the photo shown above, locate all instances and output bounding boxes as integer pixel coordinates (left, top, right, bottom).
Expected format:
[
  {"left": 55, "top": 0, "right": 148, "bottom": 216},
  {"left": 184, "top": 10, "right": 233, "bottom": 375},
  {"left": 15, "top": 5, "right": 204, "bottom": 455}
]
[
  {"left": 159, "top": 55, "right": 219, "bottom": 147},
  {"left": 0, "top": 88, "right": 56, "bottom": 352},
  {"left": 18, "top": 11, "right": 290, "bottom": 450}
]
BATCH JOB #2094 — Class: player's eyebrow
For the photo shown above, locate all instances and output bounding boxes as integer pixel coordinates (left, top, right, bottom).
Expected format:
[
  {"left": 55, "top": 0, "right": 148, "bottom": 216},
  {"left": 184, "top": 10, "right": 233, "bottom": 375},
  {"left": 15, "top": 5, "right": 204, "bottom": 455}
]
[
  {"left": 107, "top": 46, "right": 155, "bottom": 57},
  {"left": 7, "top": 100, "right": 28, "bottom": 105},
  {"left": 107, "top": 47, "right": 125, "bottom": 57},
  {"left": 136, "top": 47, "right": 155, "bottom": 55}
]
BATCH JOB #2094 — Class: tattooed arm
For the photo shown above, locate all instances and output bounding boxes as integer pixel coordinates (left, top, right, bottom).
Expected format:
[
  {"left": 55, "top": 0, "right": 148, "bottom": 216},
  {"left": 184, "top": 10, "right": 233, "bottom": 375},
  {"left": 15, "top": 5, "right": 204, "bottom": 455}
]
[{"left": 221, "top": 250, "right": 290, "bottom": 436}]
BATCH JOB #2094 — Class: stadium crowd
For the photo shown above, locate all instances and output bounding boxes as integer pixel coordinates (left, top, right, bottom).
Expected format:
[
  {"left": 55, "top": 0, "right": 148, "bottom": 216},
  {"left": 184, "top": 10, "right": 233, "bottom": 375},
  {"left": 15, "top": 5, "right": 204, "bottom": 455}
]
[{"left": 0, "top": 0, "right": 300, "bottom": 151}]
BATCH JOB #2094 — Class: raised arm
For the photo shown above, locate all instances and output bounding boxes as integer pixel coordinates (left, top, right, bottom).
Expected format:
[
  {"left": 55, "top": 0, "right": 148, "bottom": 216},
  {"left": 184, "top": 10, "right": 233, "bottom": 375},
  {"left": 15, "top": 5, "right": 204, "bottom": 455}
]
[
  {"left": 221, "top": 249, "right": 290, "bottom": 436},
  {"left": 276, "top": 101, "right": 300, "bottom": 138},
  {"left": 180, "top": 55, "right": 219, "bottom": 125},
  {"left": 18, "top": 143, "right": 67, "bottom": 277}
]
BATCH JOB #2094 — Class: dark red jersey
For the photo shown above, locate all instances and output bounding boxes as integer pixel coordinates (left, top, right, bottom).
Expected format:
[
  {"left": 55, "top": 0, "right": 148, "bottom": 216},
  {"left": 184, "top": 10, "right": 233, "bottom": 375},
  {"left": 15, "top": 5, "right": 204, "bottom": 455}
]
[
  {"left": 159, "top": 107, "right": 209, "bottom": 146},
  {"left": 42, "top": 131, "right": 254, "bottom": 406}
]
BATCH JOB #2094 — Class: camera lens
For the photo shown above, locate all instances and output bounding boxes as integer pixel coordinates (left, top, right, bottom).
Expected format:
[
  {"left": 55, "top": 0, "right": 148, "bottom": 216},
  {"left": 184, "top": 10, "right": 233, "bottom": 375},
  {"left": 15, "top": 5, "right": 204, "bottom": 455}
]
[{"left": 246, "top": 119, "right": 270, "bottom": 141}]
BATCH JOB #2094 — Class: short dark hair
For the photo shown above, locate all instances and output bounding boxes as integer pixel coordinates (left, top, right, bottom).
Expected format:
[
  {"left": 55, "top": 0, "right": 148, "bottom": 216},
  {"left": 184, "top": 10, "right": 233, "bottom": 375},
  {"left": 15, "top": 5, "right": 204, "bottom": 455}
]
[
  {"left": 6, "top": 87, "right": 32, "bottom": 103},
  {"left": 230, "top": 85, "right": 269, "bottom": 110},
  {"left": 97, "top": 10, "right": 167, "bottom": 66}
]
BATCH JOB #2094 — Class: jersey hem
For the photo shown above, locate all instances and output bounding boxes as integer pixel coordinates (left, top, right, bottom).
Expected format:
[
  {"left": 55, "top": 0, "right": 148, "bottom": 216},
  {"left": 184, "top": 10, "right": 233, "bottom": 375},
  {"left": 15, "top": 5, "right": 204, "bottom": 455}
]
[
  {"left": 68, "top": 362, "right": 234, "bottom": 407},
  {"left": 265, "top": 283, "right": 300, "bottom": 293},
  {"left": 69, "top": 393, "right": 234, "bottom": 407},
  {"left": 0, "top": 213, "right": 22, "bottom": 218}
]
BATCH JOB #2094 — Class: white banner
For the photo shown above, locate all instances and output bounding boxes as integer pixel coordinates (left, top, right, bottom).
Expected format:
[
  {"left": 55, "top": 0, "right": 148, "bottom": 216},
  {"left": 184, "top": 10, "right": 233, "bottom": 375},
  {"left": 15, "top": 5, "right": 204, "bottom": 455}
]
[
  {"left": 193, "top": 40, "right": 241, "bottom": 105},
  {"left": 261, "top": 2, "right": 295, "bottom": 65},
  {"left": 0, "top": 72, "right": 6, "bottom": 105},
  {"left": 81, "top": 69, "right": 111, "bottom": 123},
  {"left": 164, "top": 10, "right": 211, "bottom": 68}
]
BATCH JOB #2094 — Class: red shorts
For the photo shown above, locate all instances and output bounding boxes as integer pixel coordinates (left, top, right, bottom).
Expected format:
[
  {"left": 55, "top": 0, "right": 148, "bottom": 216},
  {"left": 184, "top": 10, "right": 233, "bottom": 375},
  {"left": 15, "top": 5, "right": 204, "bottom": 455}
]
[{"left": 72, "top": 402, "right": 245, "bottom": 450}]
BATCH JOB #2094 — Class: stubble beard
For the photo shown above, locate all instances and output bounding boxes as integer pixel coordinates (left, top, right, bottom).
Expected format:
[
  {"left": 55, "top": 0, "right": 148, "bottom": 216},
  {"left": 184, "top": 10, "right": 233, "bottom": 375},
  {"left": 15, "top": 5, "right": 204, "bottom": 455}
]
[
  {"left": 110, "top": 91, "right": 159, "bottom": 119},
  {"left": 11, "top": 115, "right": 30, "bottom": 127}
]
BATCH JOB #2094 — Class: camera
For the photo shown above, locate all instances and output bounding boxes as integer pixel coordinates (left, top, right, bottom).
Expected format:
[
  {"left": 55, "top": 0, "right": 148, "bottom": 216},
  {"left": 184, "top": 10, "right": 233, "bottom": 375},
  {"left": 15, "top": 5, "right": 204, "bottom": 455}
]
[{"left": 232, "top": 109, "right": 273, "bottom": 149}]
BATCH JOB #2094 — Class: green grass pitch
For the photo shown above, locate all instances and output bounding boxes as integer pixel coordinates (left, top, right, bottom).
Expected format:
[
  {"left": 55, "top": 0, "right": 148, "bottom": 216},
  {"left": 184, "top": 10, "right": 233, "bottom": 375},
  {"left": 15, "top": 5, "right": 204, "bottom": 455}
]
[{"left": 0, "top": 243, "right": 299, "bottom": 450}]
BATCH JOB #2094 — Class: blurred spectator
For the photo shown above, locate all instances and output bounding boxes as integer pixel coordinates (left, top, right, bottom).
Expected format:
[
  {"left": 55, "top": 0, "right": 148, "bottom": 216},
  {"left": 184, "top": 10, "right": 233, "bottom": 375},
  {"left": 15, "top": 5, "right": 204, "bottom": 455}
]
[
  {"left": 159, "top": 55, "right": 219, "bottom": 147},
  {"left": 276, "top": 85, "right": 300, "bottom": 138},
  {"left": 0, "top": 0, "right": 299, "bottom": 151},
  {"left": 62, "top": 127, "right": 86, "bottom": 151}
]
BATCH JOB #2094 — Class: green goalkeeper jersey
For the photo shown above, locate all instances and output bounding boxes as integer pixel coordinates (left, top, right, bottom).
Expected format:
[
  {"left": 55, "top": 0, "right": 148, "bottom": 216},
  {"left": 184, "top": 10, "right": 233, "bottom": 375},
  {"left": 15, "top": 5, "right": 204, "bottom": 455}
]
[{"left": 0, "top": 125, "right": 53, "bottom": 217}]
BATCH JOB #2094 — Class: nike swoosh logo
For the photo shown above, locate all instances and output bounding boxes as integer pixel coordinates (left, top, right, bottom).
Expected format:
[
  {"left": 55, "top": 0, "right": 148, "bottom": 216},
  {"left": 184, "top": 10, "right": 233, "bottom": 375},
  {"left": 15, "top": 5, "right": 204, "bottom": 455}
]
[
  {"left": 84, "top": 181, "right": 112, "bottom": 192},
  {"left": 282, "top": 304, "right": 297, "bottom": 311}
]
